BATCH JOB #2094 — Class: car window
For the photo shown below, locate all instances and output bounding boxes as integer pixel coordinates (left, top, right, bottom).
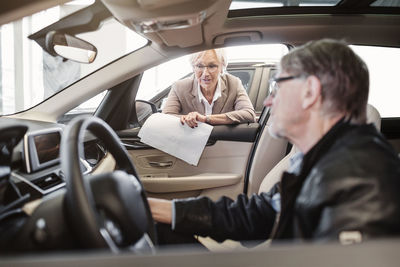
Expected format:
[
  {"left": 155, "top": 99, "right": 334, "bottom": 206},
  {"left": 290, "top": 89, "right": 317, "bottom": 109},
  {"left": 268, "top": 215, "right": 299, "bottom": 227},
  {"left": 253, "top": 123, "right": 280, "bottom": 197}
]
[
  {"left": 57, "top": 91, "right": 108, "bottom": 124},
  {"left": 136, "top": 55, "right": 192, "bottom": 101},
  {"left": 229, "top": 0, "right": 341, "bottom": 10},
  {"left": 351, "top": 45, "right": 400, "bottom": 118},
  {"left": 228, "top": 69, "right": 255, "bottom": 92},
  {"left": 0, "top": 1, "right": 147, "bottom": 116},
  {"left": 136, "top": 44, "right": 288, "bottom": 111}
]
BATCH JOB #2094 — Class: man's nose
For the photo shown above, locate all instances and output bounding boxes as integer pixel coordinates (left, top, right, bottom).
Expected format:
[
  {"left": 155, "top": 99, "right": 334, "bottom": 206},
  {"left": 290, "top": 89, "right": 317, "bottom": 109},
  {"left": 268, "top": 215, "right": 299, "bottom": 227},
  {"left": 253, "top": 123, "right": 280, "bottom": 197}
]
[{"left": 264, "top": 95, "right": 273, "bottom": 107}]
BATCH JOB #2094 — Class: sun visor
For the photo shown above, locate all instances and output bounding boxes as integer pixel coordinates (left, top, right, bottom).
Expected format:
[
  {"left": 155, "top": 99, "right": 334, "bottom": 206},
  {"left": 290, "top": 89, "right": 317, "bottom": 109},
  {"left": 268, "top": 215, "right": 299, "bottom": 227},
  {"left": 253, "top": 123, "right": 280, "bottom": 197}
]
[{"left": 102, "top": 0, "right": 217, "bottom": 47}]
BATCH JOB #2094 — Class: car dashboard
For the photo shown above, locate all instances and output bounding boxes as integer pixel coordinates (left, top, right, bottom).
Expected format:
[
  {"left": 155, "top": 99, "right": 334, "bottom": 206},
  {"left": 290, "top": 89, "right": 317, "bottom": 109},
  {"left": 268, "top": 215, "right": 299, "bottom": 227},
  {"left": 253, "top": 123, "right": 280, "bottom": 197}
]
[{"left": 1, "top": 117, "right": 107, "bottom": 205}]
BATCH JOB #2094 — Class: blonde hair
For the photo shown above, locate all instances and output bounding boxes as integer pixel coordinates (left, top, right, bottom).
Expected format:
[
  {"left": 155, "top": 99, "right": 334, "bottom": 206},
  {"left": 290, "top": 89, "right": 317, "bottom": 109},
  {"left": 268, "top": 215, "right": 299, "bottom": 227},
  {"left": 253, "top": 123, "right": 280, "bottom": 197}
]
[{"left": 189, "top": 48, "right": 227, "bottom": 72}]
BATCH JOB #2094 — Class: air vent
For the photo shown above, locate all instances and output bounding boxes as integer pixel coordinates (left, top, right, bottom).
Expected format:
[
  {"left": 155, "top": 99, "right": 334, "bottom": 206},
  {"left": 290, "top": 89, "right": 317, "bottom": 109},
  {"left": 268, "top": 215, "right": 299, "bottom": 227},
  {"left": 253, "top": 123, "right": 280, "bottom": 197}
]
[{"left": 32, "top": 173, "right": 63, "bottom": 191}]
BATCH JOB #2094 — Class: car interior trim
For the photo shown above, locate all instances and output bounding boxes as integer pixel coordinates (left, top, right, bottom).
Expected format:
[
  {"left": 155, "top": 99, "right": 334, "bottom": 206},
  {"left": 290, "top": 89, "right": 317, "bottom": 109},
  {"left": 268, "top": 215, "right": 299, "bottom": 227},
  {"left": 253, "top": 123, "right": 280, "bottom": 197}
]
[
  {"left": 11, "top": 171, "right": 66, "bottom": 196},
  {"left": 141, "top": 173, "right": 242, "bottom": 193}
]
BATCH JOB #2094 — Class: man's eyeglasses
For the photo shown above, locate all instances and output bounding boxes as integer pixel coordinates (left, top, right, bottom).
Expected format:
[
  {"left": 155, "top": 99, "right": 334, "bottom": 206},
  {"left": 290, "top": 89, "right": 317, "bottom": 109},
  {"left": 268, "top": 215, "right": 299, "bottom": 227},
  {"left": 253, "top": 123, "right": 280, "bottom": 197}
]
[
  {"left": 194, "top": 64, "right": 219, "bottom": 73},
  {"left": 269, "top": 75, "right": 302, "bottom": 97}
]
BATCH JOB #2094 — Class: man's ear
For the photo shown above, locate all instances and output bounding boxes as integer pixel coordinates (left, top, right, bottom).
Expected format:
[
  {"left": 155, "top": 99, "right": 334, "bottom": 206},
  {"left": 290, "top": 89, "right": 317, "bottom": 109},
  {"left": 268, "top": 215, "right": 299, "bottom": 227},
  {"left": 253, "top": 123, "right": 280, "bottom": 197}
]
[{"left": 302, "top": 75, "right": 321, "bottom": 109}]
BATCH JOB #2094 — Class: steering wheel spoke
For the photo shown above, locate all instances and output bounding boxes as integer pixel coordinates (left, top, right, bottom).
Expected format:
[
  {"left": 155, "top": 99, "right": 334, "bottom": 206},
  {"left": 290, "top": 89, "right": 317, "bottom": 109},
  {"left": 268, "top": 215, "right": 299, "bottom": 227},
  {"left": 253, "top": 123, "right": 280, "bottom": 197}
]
[
  {"left": 99, "top": 227, "right": 120, "bottom": 253},
  {"left": 61, "top": 117, "right": 156, "bottom": 251}
]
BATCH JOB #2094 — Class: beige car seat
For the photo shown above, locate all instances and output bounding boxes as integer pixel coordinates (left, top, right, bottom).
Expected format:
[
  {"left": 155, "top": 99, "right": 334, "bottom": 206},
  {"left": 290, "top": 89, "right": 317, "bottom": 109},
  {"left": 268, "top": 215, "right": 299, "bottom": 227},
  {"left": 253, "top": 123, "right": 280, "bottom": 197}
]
[
  {"left": 199, "top": 104, "right": 381, "bottom": 250},
  {"left": 258, "top": 104, "right": 381, "bottom": 194}
]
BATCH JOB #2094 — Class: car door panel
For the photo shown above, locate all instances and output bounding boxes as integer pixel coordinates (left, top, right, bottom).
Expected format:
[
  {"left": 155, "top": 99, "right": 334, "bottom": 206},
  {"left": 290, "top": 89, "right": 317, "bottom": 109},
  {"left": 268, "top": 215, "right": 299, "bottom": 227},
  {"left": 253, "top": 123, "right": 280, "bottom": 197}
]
[
  {"left": 142, "top": 173, "right": 242, "bottom": 193},
  {"left": 126, "top": 140, "right": 253, "bottom": 200},
  {"left": 118, "top": 123, "right": 259, "bottom": 147},
  {"left": 118, "top": 124, "right": 259, "bottom": 200}
]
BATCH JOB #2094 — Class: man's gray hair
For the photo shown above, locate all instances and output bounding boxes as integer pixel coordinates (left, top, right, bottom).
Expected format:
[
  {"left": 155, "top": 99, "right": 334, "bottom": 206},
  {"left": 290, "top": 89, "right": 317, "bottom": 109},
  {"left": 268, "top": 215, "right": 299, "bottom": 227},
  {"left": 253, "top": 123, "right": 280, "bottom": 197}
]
[
  {"left": 280, "top": 39, "right": 369, "bottom": 124},
  {"left": 190, "top": 48, "right": 228, "bottom": 72}
]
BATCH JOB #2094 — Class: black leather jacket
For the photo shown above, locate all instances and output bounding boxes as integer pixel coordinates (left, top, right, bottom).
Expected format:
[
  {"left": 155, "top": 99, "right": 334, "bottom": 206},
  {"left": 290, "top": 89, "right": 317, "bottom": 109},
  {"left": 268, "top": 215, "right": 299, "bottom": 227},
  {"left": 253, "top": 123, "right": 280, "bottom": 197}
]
[{"left": 173, "top": 121, "right": 400, "bottom": 243}]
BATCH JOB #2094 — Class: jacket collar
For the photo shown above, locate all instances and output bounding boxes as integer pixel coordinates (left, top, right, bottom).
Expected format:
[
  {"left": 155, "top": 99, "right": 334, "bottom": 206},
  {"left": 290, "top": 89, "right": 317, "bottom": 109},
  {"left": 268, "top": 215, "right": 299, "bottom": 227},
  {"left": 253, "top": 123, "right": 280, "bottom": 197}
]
[
  {"left": 273, "top": 117, "right": 351, "bottom": 239},
  {"left": 212, "top": 74, "right": 228, "bottom": 114},
  {"left": 190, "top": 75, "right": 205, "bottom": 113},
  {"left": 190, "top": 73, "right": 228, "bottom": 115},
  {"left": 300, "top": 117, "right": 349, "bottom": 177}
]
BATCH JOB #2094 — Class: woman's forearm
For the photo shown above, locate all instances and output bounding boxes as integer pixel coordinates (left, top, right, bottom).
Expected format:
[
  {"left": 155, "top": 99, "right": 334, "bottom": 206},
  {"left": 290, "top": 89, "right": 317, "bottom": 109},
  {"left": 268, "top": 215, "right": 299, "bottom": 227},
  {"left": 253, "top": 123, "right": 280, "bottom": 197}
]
[{"left": 206, "top": 114, "right": 234, "bottom": 125}]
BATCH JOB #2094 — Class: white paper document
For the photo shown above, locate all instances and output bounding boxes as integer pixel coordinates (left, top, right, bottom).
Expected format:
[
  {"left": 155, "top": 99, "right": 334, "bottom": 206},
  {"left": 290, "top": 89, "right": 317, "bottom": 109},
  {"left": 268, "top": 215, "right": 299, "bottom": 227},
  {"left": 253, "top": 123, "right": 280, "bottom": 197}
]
[{"left": 138, "top": 113, "right": 214, "bottom": 166}]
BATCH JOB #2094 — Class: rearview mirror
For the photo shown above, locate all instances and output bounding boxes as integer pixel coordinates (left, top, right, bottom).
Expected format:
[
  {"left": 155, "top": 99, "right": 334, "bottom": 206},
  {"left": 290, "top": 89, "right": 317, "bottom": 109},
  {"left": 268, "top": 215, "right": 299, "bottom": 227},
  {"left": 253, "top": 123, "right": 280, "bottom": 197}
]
[{"left": 45, "top": 31, "right": 97, "bottom": 64}]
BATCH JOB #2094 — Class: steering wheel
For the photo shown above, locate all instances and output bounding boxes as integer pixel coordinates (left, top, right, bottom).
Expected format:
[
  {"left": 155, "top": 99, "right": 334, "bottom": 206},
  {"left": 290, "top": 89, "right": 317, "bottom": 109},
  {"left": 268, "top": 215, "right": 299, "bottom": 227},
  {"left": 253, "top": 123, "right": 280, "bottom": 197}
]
[{"left": 60, "top": 116, "right": 156, "bottom": 252}]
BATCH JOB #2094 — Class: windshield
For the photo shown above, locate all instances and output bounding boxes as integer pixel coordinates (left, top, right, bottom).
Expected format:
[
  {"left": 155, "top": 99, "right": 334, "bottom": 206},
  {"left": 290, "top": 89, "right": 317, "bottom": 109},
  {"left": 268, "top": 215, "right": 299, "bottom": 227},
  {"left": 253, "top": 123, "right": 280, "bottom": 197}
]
[{"left": 0, "top": 1, "right": 147, "bottom": 116}]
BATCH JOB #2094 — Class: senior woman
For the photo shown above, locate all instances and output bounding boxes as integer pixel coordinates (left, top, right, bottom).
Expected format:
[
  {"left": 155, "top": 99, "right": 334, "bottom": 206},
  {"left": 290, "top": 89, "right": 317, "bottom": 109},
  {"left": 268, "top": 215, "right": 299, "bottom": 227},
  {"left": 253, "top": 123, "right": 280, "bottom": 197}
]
[{"left": 162, "top": 48, "right": 256, "bottom": 127}]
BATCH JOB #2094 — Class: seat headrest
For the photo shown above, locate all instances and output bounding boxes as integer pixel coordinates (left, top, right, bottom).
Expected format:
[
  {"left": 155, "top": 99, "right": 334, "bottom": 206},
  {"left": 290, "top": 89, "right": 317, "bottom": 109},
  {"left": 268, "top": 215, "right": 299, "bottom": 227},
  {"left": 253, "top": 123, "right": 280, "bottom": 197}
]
[{"left": 366, "top": 104, "right": 381, "bottom": 131}]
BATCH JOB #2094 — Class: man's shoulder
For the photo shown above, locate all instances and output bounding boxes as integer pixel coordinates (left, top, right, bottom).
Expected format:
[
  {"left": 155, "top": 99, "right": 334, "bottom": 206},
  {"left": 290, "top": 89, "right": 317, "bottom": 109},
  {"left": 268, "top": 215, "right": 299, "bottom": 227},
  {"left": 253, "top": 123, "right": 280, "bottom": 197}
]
[
  {"left": 300, "top": 123, "right": 400, "bottom": 217},
  {"left": 313, "top": 124, "right": 399, "bottom": 179},
  {"left": 333, "top": 123, "right": 395, "bottom": 157}
]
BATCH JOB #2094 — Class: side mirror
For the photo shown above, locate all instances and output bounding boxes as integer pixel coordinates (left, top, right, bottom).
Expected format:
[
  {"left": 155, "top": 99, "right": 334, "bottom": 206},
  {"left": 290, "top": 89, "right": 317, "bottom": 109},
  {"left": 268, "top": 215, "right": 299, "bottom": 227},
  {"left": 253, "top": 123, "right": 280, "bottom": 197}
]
[
  {"left": 45, "top": 31, "right": 97, "bottom": 63},
  {"left": 135, "top": 100, "right": 158, "bottom": 126}
]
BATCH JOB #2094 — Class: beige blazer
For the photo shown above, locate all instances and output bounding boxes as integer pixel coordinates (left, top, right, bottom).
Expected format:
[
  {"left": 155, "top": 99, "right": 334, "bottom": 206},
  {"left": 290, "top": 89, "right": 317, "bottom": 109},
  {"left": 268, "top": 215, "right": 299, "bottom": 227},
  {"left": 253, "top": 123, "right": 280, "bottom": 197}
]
[{"left": 162, "top": 73, "right": 256, "bottom": 123}]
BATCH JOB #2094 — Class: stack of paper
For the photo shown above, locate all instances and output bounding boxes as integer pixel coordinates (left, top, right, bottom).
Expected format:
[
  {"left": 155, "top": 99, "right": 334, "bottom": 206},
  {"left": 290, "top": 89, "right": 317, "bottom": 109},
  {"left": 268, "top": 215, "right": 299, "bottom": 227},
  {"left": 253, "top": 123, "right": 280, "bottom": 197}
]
[{"left": 138, "top": 113, "right": 214, "bottom": 166}]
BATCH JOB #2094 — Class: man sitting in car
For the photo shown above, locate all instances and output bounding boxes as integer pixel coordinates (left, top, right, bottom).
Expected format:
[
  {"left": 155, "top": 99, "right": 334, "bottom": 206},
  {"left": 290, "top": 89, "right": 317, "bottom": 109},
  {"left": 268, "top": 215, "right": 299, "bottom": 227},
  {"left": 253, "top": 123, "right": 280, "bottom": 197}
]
[{"left": 149, "top": 39, "right": 400, "bottom": 244}]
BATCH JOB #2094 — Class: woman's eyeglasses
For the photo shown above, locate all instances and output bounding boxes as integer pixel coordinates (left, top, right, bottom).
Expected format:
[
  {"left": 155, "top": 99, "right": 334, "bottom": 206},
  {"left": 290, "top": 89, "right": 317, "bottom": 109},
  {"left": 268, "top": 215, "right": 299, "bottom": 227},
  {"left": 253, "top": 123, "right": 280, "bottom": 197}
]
[{"left": 194, "top": 64, "right": 219, "bottom": 73}]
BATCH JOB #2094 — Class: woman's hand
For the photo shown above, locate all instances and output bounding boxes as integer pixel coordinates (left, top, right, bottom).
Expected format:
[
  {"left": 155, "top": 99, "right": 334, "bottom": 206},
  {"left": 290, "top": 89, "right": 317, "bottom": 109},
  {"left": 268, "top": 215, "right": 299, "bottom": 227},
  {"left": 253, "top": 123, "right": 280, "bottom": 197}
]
[{"left": 180, "top": 112, "right": 206, "bottom": 128}]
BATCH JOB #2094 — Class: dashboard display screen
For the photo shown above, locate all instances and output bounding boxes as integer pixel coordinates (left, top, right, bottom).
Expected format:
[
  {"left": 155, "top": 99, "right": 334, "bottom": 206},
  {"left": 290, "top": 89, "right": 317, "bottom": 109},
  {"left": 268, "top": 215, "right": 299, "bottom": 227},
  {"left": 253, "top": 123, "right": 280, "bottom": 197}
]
[
  {"left": 24, "top": 128, "right": 63, "bottom": 173},
  {"left": 33, "top": 132, "right": 61, "bottom": 164}
]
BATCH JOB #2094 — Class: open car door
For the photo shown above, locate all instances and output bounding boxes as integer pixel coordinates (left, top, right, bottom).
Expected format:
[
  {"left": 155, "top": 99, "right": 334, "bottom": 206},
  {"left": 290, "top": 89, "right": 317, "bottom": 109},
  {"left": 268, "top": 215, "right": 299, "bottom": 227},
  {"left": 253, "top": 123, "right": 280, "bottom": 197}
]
[{"left": 118, "top": 108, "right": 288, "bottom": 201}]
